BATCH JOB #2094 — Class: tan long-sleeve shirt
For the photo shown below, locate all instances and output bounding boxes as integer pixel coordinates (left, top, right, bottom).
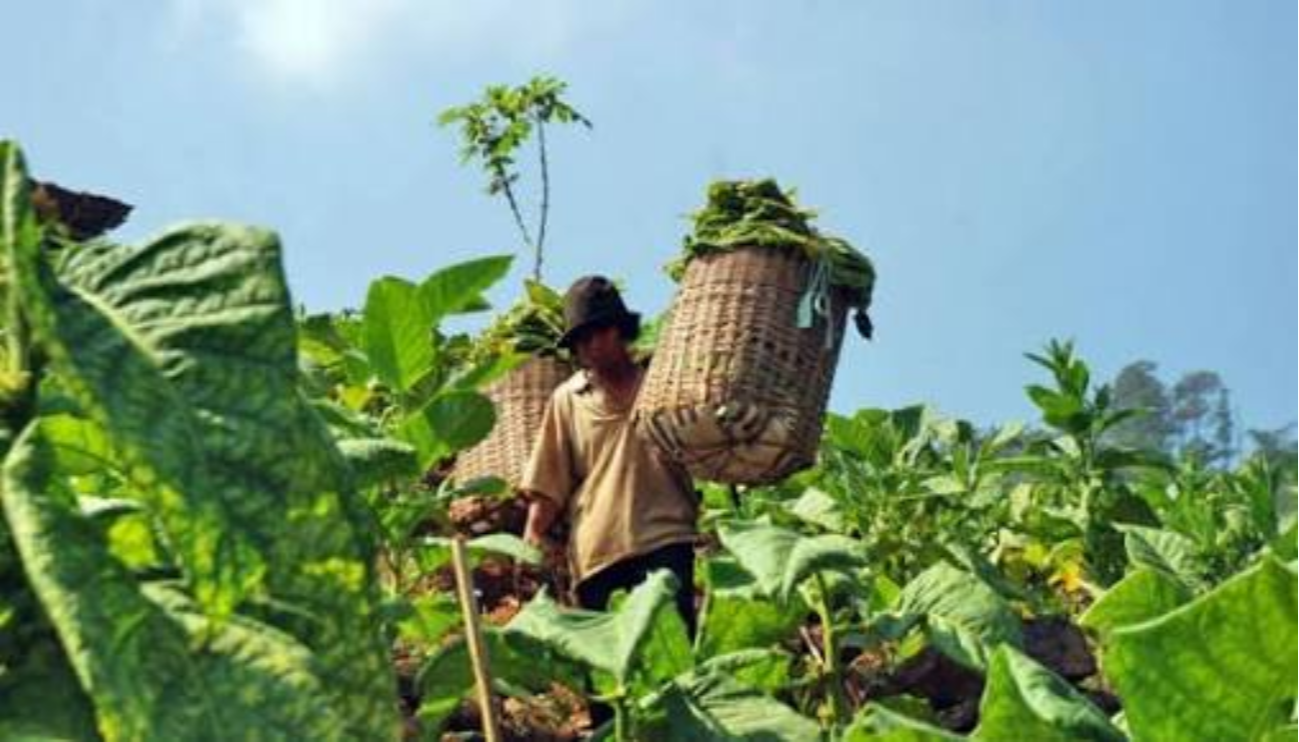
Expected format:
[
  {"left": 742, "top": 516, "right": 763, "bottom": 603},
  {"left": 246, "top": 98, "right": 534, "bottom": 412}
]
[{"left": 520, "top": 369, "right": 698, "bottom": 585}]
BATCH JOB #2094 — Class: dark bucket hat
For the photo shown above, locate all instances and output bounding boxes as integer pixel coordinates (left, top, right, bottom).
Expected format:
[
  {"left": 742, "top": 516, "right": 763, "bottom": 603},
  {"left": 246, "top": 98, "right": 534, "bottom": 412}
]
[{"left": 558, "top": 275, "right": 641, "bottom": 349}]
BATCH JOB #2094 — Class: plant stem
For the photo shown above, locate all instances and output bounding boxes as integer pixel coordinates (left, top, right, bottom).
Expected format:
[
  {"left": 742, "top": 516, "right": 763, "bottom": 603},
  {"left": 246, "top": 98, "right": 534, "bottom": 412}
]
[
  {"left": 534, "top": 115, "right": 549, "bottom": 283},
  {"left": 613, "top": 694, "right": 629, "bottom": 742},
  {"left": 499, "top": 174, "right": 536, "bottom": 271},
  {"left": 814, "top": 572, "right": 848, "bottom": 728}
]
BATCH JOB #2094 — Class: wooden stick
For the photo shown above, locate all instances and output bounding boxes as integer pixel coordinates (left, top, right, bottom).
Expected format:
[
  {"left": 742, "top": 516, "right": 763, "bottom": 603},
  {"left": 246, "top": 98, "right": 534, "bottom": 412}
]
[{"left": 450, "top": 537, "right": 502, "bottom": 742}]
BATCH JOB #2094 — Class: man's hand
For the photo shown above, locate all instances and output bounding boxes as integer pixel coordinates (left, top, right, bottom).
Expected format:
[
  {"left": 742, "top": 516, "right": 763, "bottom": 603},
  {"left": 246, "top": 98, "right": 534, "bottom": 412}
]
[
  {"left": 523, "top": 496, "right": 567, "bottom": 572},
  {"left": 522, "top": 495, "right": 562, "bottom": 550}
]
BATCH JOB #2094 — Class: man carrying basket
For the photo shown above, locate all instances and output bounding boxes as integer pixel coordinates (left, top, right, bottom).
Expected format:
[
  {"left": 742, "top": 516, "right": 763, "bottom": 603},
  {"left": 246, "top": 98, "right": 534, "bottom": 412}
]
[{"left": 520, "top": 276, "right": 699, "bottom": 636}]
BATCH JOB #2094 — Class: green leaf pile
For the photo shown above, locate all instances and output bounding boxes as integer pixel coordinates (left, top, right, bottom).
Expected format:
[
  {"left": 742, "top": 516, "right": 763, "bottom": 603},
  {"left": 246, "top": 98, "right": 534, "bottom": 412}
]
[
  {"left": 470, "top": 278, "right": 568, "bottom": 362},
  {"left": 670, "top": 178, "right": 875, "bottom": 313}
]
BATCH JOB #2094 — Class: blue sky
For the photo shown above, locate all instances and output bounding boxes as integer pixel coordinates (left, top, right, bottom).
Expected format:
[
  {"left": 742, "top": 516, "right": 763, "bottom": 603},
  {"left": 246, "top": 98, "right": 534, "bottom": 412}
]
[{"left": 6, "top": 1, "right": 1295, "bottom": 431}]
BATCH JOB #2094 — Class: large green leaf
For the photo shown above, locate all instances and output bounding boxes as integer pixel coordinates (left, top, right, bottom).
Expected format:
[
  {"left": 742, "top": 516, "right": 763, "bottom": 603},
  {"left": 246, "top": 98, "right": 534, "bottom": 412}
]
[
  {"left": 942, "top": 542, "right": 1031, "bottom": 605},
  {"left": 1025, "top": 385, "right": 1084, "bottom": 431},
  {"left": 892, "top": 562, "right": 1022, "bottom": 670},
  {"left": 1, "top": 142, "right": 43, "bottom": 346},
  {"left": 975, "top": 646, "right": 1123, "bottom": 741},
  {"left": 0, "top": 635, "right": 99, "bottom": 741},
  {"left": 362, "top": 276, "right": 434, "bottom": 392},
  {"left": 653, "top": 668, "right": 819, "bottom": 741},
  {"left": 417, "top": 254, "right": 513, "bottom": 320},
  {"left": 297, "top": 313, "right": 371, "bottom": 386},
  {"left": 360, "top": 257, "right": 513, "bottom": 394},
  {"left": 15, "top": 143, "right": 248, "bottom": 615},
  {"left": 696, "top": 556, "right": 803, "bottom": 659},
  {"left": 508, "top": 570, "right": 692, "bottom": 690},
  {"left": 1103, "top": 557, "right": 1298, "bottom": 742},
  {"left": 445, "top": 349, "right": 527, "bottom": 393},
  {"left": 717, "top": 520, "right": 867, "bottom": 602},
  {"left": 398, "top": 389, "right": 495, "bottom": 469},
  {"left": 336, "top": 437, "right": 419, "bottom": 489},
  {"left": 691, "top": 648, "right": 795, "bottom": 696},
  {"left": 80, "top": 497, "right": 167, "bottom": 573},
  {"left": 12, "top": 219, "right": 280, "bottom": 619},
  {"left": 1116, "top": 524, "right": 1207, "bottom": 592},
  {"left": 38, "top": 414, "right": 117, "bottom": 477},
  {"left": 1078, "top": 567, "right": 1192, "bottom": 637},
  {"left": 845, "top": 704, "right": 962, "bottom": 741},
  {"left": 394, "top": 592, "right": 461, "bottom": 647},
  {"left": 0, "top": 139, "right": 27, "bottom": 235},
  {"left": 2, "top": 427, "right": 344, "bottom": 741},
  {"left": 784, "top": 486, "right": 848, "bottom": 533},
  {"left": 13, "top": 221, "right": 396, "bottom": 733}
]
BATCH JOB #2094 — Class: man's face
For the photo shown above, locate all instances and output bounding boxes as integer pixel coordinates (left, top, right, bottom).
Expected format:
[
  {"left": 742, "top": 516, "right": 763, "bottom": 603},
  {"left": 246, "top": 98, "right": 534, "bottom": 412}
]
[{"left": 573, "top": 324, "right": 624, "bottom": 369}]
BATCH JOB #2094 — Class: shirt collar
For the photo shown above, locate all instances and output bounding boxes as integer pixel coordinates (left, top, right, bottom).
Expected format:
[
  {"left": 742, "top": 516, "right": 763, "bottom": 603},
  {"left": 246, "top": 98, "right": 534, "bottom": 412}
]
[{"left": 575, "top": 368, "right": 644, "bottom": 411}]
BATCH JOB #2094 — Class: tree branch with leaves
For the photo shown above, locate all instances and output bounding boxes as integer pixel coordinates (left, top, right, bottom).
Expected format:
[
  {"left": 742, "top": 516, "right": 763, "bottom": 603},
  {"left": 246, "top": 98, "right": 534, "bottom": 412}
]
[{"left": 438, "top": 76, "right": 591, "bottom": 282}]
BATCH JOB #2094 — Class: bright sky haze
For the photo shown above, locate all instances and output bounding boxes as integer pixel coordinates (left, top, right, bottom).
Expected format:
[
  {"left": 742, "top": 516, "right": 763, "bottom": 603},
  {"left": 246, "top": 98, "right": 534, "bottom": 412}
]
[{"left": 6, "top": 0, "right": 1295, "bottom": 431}]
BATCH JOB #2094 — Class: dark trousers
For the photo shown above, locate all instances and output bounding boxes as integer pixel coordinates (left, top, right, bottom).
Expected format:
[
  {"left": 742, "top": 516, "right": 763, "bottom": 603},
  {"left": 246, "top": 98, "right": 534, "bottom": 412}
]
[{"left": 575, "top": 541, "right": 697, "bottom": 639}]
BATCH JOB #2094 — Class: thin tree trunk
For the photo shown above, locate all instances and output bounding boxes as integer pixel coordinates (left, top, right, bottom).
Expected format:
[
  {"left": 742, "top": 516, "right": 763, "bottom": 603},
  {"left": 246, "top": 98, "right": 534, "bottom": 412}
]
[{"left": 534, "top": 116, "right": 550, "bottom": 283}]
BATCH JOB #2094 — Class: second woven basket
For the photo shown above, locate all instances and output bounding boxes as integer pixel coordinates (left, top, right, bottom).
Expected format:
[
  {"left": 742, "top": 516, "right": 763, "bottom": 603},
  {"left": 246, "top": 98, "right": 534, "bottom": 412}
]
[{"left": 454, "top": 355, "right": 573, "bottom": 488}]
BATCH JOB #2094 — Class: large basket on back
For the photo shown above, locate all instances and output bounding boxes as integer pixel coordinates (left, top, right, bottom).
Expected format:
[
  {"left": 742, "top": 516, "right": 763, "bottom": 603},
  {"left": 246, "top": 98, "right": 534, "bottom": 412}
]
[
  {"left": 454, "top": 355, "right": 573, "bottom": 488},
  {"left": 634, "top": 245, "right": 849, "bottom": 485}
]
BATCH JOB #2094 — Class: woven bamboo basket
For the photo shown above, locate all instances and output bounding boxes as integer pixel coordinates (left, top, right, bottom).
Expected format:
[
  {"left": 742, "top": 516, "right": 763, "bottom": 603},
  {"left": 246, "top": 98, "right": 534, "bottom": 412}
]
[
  {"left": 454, "top": 355, "right": 573, "bottom": 488},
  {"left": 634, "top": 245, "right": 849, "bottom": 485}
]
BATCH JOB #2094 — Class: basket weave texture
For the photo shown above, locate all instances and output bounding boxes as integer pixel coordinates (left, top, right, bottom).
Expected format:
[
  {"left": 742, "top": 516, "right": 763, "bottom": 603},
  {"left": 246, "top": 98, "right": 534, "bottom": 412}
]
[
  {"left": 454, "top": 355, "right": 573, "bottom": 488},
  {"left": 634, "top": 245, "right": 848, "bottom": 485}
]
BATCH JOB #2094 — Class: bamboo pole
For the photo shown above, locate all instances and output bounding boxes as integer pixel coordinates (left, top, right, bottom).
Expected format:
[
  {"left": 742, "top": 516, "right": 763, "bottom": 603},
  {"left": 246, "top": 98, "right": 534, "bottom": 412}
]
[{"left": 450, "top": 537, "right": 502, "bottom": 742}]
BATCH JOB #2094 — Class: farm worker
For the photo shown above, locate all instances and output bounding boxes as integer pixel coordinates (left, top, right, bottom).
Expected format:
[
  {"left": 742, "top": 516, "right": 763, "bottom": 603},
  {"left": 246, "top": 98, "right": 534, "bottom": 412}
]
[{"left": 521, "top": 276, "right": 699, "bottom": 636}]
